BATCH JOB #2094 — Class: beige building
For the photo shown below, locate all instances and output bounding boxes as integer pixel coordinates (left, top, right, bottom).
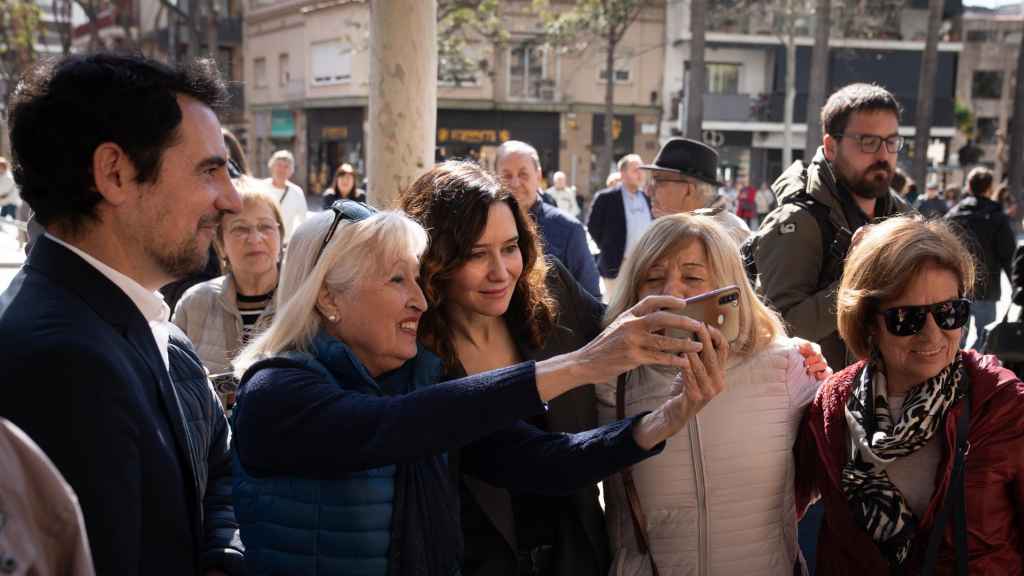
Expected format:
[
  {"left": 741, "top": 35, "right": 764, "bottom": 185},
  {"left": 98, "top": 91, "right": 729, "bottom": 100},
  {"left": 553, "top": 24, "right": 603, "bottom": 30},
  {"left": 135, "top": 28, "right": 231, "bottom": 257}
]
[
  {"left": 244, "top": 0, "right": 665, "bottom": 198},
  {"left": 952, "top": 7, "right": 1022, "bottom": 182}
]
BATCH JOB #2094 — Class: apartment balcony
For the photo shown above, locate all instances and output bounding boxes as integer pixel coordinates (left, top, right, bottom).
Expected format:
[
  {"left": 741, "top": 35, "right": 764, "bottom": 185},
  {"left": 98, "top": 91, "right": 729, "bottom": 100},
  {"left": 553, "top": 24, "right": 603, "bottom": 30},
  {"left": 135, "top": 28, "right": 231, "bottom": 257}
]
[{"left": 700, "top": 91, "right": 954, "bottom": 129}]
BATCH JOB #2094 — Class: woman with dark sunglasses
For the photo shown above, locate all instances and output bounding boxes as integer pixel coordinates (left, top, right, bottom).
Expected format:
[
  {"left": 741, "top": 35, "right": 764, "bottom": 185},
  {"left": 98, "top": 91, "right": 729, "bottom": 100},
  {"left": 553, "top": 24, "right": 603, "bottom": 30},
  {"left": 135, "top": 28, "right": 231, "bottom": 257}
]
[
  {"left": 227, "top": 201, "right": 725, "bottom": 576},
  {"left": 794, "top": 216, "right": 1024, "bottom": 575}
]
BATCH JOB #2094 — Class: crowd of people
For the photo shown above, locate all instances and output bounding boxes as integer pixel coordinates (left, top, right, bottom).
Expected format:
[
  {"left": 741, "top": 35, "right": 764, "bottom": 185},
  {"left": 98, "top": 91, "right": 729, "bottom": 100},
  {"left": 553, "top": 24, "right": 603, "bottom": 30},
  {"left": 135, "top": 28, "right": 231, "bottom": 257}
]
[{"left": 1, "top": 52, "right": 1023, "bottom": 576}]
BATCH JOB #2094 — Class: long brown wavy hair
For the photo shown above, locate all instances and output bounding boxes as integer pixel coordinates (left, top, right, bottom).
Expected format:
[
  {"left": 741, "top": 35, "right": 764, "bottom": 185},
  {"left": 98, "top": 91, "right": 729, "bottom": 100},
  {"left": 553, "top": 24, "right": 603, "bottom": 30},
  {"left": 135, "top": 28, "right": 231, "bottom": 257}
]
[{"left": 401, "top": 161, "right": 557, "bottom": 371}]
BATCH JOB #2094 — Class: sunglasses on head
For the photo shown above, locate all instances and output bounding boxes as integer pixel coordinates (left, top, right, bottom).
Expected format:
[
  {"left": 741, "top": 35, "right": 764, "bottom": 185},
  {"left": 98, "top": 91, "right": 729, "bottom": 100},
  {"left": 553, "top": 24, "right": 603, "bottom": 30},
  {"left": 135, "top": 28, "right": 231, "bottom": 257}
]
[
  {"left": 878, "top": 298, "right": 971, "bottom": 337},
  {"left": 314, "top": 199, "right": 377, "bottom": 265}
]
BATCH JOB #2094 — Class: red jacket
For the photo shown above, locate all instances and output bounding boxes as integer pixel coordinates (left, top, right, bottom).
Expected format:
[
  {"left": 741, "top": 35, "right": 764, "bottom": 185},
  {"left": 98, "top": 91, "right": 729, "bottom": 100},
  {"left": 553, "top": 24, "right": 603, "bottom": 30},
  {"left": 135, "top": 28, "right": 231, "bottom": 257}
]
[{"left": 795, "top": 350, "right": 1024, "bottom": 575}]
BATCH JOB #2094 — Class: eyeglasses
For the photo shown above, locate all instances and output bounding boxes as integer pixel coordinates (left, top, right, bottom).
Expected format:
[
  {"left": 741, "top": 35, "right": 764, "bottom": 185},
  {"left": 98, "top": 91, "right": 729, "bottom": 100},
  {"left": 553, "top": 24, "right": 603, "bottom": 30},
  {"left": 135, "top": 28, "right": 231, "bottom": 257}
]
[
  {"left": 227, "top": 222, "right": 280, "bottom": 240},
  {"left": 838, "top": 132, "right": 905, "bottom": 154},
  {"left": 314, "top": 200, "right": 377, "bottom": 265},
  {"left": 878, "top": 298, "right": 971, "bottom": 337}
]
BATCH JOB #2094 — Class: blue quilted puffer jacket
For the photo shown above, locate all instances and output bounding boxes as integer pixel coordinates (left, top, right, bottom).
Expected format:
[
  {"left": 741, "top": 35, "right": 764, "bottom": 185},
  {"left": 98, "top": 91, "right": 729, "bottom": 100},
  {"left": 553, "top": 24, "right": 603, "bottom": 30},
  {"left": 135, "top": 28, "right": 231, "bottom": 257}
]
[{"left": 233, "top": 341, "right": 441, "bottom": 576}]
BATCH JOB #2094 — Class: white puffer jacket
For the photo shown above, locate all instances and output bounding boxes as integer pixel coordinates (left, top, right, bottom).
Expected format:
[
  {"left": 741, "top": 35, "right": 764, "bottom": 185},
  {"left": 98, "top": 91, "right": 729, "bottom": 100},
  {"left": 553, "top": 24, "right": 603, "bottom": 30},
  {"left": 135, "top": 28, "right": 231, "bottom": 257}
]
[
  {"left": 597, "top": 337, "right": 819, "bottom": 576},
  {"left": 172, "top": 274, "right": 276, "bottom": 375}
]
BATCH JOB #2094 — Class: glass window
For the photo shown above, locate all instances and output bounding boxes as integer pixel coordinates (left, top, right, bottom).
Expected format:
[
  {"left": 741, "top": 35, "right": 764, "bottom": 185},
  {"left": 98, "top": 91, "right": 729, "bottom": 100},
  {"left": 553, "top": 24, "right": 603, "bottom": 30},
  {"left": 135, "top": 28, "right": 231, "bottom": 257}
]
[
  {"left": 706, "top": 63, "right": 740, "bottom": 94},
  {"left": 311, "top": 41, "right": 352, "bottom": 85},
  {"left": 254, "top": 57, "right": 267, "bottom": 88},
  {"left": 976, "top": 117, "right": 999, "bottom": 144},
  {"left": 509, "top": 43, "right": 545, "bottom": 99},
  {"left": 278, "top": 53, "right": 290, "bottom": 86},
  {"left": 972, "top": 71, "right": 1003, "bottom": 99},
  {"left": 599, "top": 65, "right": 632, "bottom": 84}
]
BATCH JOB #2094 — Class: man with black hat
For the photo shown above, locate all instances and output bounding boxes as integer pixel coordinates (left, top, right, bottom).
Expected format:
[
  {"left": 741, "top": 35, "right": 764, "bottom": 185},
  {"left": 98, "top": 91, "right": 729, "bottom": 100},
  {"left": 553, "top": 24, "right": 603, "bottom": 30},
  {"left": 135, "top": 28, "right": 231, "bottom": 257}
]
[
  {"left": 746, "top": 83, "right": 912, "bottom": 370},
  {"left": 639, "top": 137, "right": 750, "bottom": 244}
]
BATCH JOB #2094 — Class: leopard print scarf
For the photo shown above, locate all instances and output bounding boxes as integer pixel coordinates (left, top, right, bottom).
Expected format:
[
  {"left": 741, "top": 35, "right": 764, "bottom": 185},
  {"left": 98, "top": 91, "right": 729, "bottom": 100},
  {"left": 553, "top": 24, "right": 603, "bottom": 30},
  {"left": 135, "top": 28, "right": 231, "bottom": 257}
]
[{"left": 840, "top": 351, "right": 964, "bottom": 566}]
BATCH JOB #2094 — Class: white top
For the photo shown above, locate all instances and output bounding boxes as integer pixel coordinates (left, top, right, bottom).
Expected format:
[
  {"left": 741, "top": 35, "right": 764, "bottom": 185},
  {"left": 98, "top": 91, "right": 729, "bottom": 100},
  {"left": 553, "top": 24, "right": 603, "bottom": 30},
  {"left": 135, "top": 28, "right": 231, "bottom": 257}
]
[
  {"left": 546, "top": 185, "right": 580, "bottom": 218},
  {"left": 264, "top": 179, "right": 308, "bottom": 244},
  {"left": 0, "top": 171, "right": 20, "bottom": 207},
  {"left": 622, "top": 187, "right": 652, "bottom": 260},
  {"left": 45, "top": 233, "right": 171, "bottom": 370},
  {"left": 886, "top": 395, "right": 943, "bottom": 519}
]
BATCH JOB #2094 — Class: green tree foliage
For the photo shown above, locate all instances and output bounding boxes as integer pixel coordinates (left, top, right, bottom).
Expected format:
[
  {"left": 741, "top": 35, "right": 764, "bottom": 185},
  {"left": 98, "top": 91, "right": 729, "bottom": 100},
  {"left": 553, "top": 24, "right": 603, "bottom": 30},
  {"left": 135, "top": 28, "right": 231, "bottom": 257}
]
[
  {"left": 533, "top": 0, "right": 652, "bottom": 184},
  {"left": 437, "top": 0, "right": 507, "bottom": 86}
]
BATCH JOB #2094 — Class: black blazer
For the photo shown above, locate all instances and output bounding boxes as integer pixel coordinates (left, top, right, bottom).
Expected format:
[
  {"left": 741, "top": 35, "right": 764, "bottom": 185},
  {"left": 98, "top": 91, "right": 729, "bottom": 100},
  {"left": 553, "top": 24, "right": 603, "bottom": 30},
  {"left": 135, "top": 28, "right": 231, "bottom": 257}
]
[
  {"left": 587, "top": 185, "right": 652, "bottom": 278},
  {"left": 0, "top": 236, "right": 202, "bottom": 575},
  {"left": 452, "top": 258, "right": 610, "bottom": 576}
]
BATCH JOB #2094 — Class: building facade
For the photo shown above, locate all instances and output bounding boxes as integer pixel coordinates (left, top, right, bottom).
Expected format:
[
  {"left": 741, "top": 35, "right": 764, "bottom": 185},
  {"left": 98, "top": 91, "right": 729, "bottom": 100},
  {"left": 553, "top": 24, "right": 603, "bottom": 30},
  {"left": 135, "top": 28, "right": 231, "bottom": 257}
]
[
  {"left": 953, "top": 5, "right": 1022, "bottom": 182},
  {"left": 244, "top": 0, "right": 665, "bottom": 198},
  {"left": 661, "top": 0, "right": 963, "bottom": 188}
]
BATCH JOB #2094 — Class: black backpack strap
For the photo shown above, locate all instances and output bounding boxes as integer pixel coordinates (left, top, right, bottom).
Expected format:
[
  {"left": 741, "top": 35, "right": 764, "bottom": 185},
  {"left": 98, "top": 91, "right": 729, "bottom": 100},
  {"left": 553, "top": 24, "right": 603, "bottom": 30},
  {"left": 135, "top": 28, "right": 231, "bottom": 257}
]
[{"left": 923, "top": 389, "right": 971, "bottom": 576}]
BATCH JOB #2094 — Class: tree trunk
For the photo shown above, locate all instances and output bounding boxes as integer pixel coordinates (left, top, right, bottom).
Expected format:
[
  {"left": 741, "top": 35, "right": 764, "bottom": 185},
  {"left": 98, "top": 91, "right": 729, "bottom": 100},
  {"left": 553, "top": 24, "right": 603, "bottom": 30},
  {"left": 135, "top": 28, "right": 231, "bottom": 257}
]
[
  {"left": 1009, "top": 14, "right": 1024, "bottom": 210},
  {"left": 804, "top": 0, "right": 830, "bottom": 155},
  {"left": 686, "top": 0, "right": 706, "bottom": 138},
  {"left": 783, "top": 27, "right": 796, "bottom": 169},
  {"left": 911, "top": 0, "right": 943, "bottom": 191},
  {"left": 599, "top": 31, "right": 617, "bottom": 185}
]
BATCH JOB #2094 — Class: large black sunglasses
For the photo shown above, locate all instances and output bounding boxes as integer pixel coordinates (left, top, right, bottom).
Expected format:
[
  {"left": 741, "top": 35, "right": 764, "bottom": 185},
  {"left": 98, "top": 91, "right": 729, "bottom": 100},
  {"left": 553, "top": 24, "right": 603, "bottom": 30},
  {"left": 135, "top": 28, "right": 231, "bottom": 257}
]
[
  {"left": 314, "top": 199, "right": 377, "bottom": 265},
  {"left": 878, "top": 298, "right": 971, "bottom": 337}
]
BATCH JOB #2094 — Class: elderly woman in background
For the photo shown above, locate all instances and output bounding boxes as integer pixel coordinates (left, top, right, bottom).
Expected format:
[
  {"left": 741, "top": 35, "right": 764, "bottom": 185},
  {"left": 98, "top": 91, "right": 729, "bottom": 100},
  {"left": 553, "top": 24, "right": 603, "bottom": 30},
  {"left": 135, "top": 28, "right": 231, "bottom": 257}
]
[
  {"left": 321, "top": 162, "right": 366, "bottom": 208},
  {"left": 596, "top": 213, "right": 822, "bottom": 575},
  {"left": 795, "top": 216, "right": 1024, "bottom": 574},
  {"left": 173, "top": 180, "right": 283, "bottom": 407},
  {"left": 229, "top": 202, "right": 727, "bottom": 576}
]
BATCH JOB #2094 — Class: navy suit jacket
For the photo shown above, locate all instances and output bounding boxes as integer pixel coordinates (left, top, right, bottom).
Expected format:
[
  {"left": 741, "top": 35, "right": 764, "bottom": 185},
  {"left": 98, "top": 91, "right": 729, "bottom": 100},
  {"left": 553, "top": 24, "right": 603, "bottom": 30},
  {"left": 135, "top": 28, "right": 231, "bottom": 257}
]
[
  {"left": 0, "top": 236, "right": 201, "bottom": 575},
  {"left": 587, "top": 185, "right": 652, "bottom": 278}
]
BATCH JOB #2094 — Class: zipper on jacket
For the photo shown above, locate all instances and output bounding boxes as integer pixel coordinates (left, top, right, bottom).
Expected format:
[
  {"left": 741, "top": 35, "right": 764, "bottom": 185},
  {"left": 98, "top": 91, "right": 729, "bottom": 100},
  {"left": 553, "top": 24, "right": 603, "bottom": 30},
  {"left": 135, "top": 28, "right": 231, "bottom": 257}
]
[{"left": 688, "top": 415, "right": 710, "bottom": 576}]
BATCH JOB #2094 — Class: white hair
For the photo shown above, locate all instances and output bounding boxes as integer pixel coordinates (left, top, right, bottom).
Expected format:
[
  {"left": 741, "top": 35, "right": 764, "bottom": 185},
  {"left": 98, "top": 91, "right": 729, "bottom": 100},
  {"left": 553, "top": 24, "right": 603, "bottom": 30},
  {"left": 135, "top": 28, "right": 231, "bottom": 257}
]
[
  {"left": 617, "top": 153, "right": 643, "bottom": 172},
  {"left": 267, "top": 149, "right": 295, "bottom": 168},
  {"left": 233, "top": 209, "right": 429, "bottom": 377},
  {"left": 495, "top": 140, "right": 541, "bottom": 171}
]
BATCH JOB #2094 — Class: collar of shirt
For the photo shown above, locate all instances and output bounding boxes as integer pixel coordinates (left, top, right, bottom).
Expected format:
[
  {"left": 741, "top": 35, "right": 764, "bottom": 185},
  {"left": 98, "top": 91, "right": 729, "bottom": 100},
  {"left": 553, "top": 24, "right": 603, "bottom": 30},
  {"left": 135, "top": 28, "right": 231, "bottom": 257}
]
[{"left": 44, "top": 232, "right": 172, "bottom": 369}]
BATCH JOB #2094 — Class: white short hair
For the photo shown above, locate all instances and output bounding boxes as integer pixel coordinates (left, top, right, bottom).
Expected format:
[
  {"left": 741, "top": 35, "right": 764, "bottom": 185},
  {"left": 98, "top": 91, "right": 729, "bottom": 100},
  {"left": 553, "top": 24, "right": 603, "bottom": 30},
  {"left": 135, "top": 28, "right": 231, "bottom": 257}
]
[
  {"left": 267, "top": 149, "right": 295, "bottom": 168},
  {"left": 617, "top": 154, "right": 643, "bottom": 172},
  {"left": 495, "top": 140, "right": 541, "bottom": 171}
]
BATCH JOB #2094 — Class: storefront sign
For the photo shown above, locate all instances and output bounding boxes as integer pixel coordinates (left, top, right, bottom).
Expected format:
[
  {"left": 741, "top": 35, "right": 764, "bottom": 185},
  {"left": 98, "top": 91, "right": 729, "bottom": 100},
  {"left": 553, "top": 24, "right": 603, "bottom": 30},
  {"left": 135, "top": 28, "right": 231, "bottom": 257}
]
[
  {"left": 322, "top": 126, "right": 350, "bottom": 140},
  {"left": 271, "top": 110, "right": 295, "bottom": 138},
  {"left": 438, "top": 128, "right": 512, "bottom": 144}
]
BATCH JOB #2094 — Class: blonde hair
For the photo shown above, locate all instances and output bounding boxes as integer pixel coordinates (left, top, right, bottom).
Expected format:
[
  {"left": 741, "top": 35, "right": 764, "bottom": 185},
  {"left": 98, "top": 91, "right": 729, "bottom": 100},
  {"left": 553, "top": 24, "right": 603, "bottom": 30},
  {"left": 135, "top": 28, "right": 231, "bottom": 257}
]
[
  {"left": 837, "top": 216, "right": 975, "bottom": 360},
  {"left": 215, "top": 176, "right": 285, "bottom": 270},
  {"left": 233, "top": 209, "right": 429, "bottom": 377},
  {"left": 605, "top": 213, "right": 785, "bottom": 357}
]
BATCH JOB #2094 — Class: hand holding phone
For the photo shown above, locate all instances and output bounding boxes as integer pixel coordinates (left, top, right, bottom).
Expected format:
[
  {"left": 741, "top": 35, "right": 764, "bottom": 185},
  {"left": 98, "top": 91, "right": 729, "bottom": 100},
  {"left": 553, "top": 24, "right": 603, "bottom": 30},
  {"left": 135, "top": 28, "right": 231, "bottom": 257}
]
[{"left": 665, "top": 285, "right": 741, "bottom": 343}]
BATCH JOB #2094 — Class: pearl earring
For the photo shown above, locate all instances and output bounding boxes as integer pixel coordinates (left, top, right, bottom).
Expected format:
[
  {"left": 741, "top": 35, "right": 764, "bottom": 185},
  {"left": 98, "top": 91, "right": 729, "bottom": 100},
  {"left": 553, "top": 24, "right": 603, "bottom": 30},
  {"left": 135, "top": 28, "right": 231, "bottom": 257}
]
[{"left": 328, "top": 315, "right": 338, "bottom": 323}]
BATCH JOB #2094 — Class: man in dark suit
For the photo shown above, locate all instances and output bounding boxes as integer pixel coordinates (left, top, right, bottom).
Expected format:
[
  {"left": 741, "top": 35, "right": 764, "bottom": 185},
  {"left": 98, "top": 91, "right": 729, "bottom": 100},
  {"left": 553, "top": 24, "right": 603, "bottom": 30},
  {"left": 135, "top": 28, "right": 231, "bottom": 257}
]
[
  {"left": 0, "top": 54, "right": 242, "bottom": 574},
  {"left": 587, "top": 153, "right": 652, "bottom": 298}
]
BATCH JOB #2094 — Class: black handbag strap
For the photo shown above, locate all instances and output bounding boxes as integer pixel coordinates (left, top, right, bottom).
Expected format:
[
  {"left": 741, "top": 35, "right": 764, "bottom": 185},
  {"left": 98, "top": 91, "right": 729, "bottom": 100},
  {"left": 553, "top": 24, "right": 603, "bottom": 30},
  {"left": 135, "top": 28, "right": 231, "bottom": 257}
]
[{"left": 922, "top": 390, "right": 971, "bottom": 576}]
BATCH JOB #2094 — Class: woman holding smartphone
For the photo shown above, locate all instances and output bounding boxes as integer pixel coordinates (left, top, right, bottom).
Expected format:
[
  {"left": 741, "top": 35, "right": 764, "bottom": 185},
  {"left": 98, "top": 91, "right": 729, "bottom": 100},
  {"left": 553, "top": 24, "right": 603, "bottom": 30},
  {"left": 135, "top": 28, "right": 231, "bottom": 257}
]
[
  {"left": 401, "top": 162, "right": 826, "bottom": 576},
  {"left": 597, "top": 213, "right": 822, "bottom": 575}
]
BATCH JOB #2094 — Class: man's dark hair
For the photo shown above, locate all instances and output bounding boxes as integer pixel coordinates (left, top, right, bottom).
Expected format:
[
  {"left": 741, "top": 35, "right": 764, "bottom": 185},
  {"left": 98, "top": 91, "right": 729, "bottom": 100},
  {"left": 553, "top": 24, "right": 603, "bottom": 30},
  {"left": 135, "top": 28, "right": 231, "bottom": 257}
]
[
  {"left": 966, "top": 166, "right": 994, "bottom": 197},
  {"left": 9, "top": 53, "right": 228, "bottom": 232},
  {"left": 821, "top": 83, "right": 902, "bottom": 138}
]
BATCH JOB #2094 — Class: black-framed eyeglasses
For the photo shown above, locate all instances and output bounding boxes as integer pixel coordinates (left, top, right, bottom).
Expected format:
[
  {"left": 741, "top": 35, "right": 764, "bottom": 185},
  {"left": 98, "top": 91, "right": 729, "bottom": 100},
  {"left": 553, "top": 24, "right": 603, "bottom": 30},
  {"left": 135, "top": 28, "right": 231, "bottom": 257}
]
[
  {"left": 878, "top": 298, "right": 971, "bottom": 337},
  {"left": 838, "top": 132, "right": 905, "bottom": 154},
  {"left": 314, "top": 199, "right": 377, "bottom": 265}
]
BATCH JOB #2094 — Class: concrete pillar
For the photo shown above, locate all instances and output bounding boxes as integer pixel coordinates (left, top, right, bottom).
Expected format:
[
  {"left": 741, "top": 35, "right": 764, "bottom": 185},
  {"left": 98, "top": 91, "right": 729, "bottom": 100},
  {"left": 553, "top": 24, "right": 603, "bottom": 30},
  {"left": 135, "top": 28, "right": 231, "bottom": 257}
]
[{"left": 367, "top": 0, "right": 437, "bottom": 209}]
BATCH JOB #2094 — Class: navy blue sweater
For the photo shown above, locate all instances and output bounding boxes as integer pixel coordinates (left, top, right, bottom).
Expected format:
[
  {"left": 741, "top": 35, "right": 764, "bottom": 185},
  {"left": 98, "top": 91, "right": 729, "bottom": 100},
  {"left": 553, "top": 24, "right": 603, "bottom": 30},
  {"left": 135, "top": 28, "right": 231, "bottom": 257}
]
[{"left": 234, "top": 358, "right": 657, "bottom": 493}]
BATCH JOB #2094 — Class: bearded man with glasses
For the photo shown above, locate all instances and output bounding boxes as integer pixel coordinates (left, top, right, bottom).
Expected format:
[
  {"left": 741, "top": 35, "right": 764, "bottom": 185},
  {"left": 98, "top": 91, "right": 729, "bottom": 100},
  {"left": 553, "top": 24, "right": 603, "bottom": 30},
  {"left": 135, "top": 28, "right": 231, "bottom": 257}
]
[{"left": 746, "top": 83, "right": 913, "bottom": 372}]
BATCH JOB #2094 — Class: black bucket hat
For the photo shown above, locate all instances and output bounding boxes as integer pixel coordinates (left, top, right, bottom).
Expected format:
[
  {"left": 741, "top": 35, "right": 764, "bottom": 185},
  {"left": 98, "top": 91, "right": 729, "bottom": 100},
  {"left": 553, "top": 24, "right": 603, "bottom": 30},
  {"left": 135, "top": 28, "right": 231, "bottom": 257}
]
[{"left": 640, "top": 138, "right": 721, "bottom": 187}]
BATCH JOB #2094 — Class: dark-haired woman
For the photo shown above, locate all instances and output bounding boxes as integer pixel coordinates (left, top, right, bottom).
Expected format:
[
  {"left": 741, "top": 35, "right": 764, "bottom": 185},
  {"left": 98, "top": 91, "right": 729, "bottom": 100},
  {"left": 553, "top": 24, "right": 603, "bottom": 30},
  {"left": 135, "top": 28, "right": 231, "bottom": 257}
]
[
  {"left": 401, "top": 161, "right": 828, "bottom": 576},
  {"left": 321, "top": 163, "right": 366, "bottom": 209}
]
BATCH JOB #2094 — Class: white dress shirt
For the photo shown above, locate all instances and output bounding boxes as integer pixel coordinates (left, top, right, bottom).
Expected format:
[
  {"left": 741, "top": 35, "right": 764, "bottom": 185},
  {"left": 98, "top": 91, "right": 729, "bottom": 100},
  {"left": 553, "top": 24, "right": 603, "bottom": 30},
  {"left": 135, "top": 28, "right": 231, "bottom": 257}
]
[
  {"left": 45, "top": 233, "right": 171, "bottom": 371},
  {"left": 622, "top": 186, "right": 652, "bottom": 259}
]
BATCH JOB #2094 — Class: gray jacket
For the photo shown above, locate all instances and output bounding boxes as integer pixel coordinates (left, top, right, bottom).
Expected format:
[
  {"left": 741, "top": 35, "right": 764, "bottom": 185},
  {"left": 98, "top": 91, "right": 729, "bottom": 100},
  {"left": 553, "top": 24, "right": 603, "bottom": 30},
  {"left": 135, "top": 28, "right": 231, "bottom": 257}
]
[
  {"left": 172, "top": 274, "right": 277, "bottom": 375},
  {"left": 753, "top": 148, "right": 911, "bottom": 370}
]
